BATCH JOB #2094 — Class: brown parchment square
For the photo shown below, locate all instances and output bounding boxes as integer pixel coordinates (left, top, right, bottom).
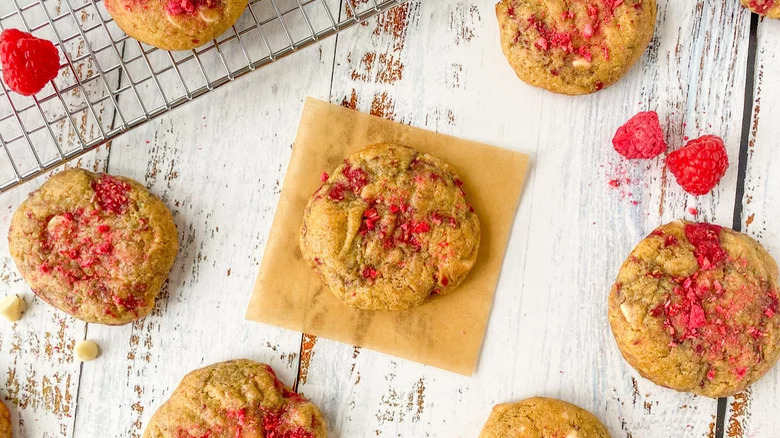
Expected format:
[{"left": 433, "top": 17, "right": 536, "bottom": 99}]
[{"left": 246, "top": 98, "right": 529, "bottom": 375}]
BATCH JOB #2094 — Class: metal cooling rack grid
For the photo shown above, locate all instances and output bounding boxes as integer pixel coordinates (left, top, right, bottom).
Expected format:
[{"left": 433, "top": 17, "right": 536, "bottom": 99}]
[{"left": 0, "top": 0, "right": 405, "bottom": 192}]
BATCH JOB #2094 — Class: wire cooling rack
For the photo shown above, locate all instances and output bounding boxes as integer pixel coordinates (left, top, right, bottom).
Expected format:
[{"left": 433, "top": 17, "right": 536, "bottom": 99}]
[{"left": 0, "top": 0, "right": 405, "bottom": 192}]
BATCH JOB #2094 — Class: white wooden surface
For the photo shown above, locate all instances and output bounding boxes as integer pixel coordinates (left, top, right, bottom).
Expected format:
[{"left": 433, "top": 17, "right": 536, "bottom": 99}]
[{"left": 0, "top": 1, "right": 775, "bottom": 437}]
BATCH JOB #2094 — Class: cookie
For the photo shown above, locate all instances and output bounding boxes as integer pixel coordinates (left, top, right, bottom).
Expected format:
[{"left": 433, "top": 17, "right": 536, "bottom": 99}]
[
  {"left": 299, "top": 144, "right": 481, "bottom": 311},
  {"left": 105, "top": 0, "right": 248, "bottom": 51},
  {"left": 479, "top": 397, "right": 611, "bottom": 438},
  {"left": 144, "top": 359, "right": 327, "bottom": 438},
  {"left": 608, "top": 220, "right": 780, "bottom": 397},
  {"left": 9, "top": 169, "right": 178, "bottom": 325},
  {"left": 741, "top": 0, "right": 780, "bottom": 18},
  {"left": 0, "top": 399, "right": 10, "bottom": 438},
  {"left": 495, "top": 0, "right": 656, "bottom": 95}
]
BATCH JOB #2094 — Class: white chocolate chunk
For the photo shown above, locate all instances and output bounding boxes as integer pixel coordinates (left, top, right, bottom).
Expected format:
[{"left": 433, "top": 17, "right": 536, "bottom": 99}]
[
  {"left": 75, "top": 340, "right": 100, "bottom": 361},
  {"left": 566, "top": 431, "right": 580, "bottom": 438},
  {"left": 198, "top": 7, "right": 222, "bottom": 23},
  {"left": 165, "top": 12, "right": 185, "bottom": 29},
  {"left": 572, "top": 58, "right": 592, "bottom": 69},
  {"left": 620, "top": 302, "right": 634, "bottom": 324},
  {"left": 0, "top": 295, "right": 25, "bottom": 322}
]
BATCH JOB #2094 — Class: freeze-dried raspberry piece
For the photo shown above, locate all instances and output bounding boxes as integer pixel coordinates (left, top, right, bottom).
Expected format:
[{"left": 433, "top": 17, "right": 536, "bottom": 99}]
[
  {"left": 0, "top": 29, "right": 60, "bottom": 96},
  {"left": 666, "top": 135, "right": 729, "bottom": 196},
  {"left": 612, "top": 111, "right": 667, "bottom": 159}
]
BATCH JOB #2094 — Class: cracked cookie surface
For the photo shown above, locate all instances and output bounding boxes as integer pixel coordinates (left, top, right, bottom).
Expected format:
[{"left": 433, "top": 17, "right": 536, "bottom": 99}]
[
  {"left": 609, "top": 220, "right": 780, "bottom": 397},
  {"left": 9, "top": 169, "right": 178, "bottom": 325},
  {"left": 479, "top": 397, "right": 610, "bottom": 438},
  {"left": 495, "top": 0, "right": 656, "bottom": 95},
  {"left": 144, "top": 359, "right": 327, "bottom": 438},
  {"left": 299, "top": 144, "right": 481, "bottom": 311},
  {"left": 105, "top": 0, "right": 248, "bottom": 50}
]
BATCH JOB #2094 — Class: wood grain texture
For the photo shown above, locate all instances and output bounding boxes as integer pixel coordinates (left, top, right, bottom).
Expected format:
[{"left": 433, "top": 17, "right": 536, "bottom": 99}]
[
  {"left": 724, "top": 15, "right": 780, "bottom": 438},
  {"left": 299, "top": 1, "right": 751, "bottom": 437}
]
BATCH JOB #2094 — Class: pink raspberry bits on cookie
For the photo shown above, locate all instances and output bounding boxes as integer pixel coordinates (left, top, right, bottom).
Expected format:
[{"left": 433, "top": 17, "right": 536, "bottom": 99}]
[
  {"left": 750, "top": 0, "right": 776, "bottom": 14},
  {"left": 612, "top": 111, "right": 667, "bottom": 159},
  {"left": 666, "top": 135, "right": 729, "bottom": 196},
  {"left": 0, "top": 29, "right": 60, "bottom": 96},
  {"left": 166, "top": 0, "right": 218, "bottom": 15},
  {"left": 91, "top": 174, "right": 131, "bottom": 214}
]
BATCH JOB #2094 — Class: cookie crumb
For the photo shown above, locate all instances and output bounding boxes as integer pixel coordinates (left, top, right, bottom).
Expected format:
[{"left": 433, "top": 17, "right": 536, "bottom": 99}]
[{"left": 0, "top": 295, "right": 26, "bottom": 322}]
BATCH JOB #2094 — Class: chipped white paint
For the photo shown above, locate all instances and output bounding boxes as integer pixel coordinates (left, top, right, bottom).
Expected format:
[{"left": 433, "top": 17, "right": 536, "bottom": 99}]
[{"left": 0, "top": 1, "right": 775, "bottom": 438}]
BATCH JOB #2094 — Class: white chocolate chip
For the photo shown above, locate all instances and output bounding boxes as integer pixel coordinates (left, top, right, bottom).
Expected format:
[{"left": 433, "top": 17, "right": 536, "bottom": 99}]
[
  {"left": 198, "top": 7, "right": 221, "bottom": 23},
  {"left": 620, "top": 302, "right": 634, "bottom": 324},
  {"left": 165, "top": 12, "right": 184, "bottom": 29},
  {"left": 0, "top": 295, "right": 26, "bottom": 322},
  {"left": 75, "top": 340, "right": 100, "bottom": 361},
  {"left": 566, "top": 431, "right": 580, "bottom": 438},
  {"left": 572, "top": 58, "right": 592, "bottom": 70}
]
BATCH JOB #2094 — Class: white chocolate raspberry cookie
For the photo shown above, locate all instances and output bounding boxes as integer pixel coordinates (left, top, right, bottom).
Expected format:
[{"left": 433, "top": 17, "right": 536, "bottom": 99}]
[
  {"left": 300, "top": 144, "right": 481, "bottom": 311},
  {"left": 496, "top": 0, "right": 657, "bottom": 95},
  {"left": 144, "top": 360, "right": 326, "bottom": 438},
  {"left": 9, "top": 169, "right": 178, "bottom": 325},
  {"left": 609, "top": 221, "right": 780, "bottom": 397},
  {"left": 479, "top": 397, "right": 611, "bottom": 438},
  {"left": 105, "top": 0, "right": 248, "bottom": 50}
]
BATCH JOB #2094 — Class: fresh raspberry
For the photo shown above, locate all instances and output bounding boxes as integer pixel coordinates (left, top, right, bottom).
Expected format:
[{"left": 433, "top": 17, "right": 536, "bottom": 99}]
[
  {"left": 0, "top": 29, "right": 60, "bottom": 96},
  {"left": 612, "top": 111, "right": 667, "bottom": 159},
  {"left": 666, "top": 135, "right": 729, "bottom": 196}
]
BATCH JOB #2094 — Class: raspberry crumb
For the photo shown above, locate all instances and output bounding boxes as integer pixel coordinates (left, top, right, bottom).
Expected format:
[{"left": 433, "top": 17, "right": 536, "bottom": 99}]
[
  {"left": 0, "top": 29, "right": 60, "bottom": 96},
  {"left": 165, "top": 0, "right": 218, "bottom": 16},
  {"left": 750, "top": 0, "right": 776, "bottom": 14},
  {"left": 666, "top": 135, "right": 729, "bottom": 196},
  {"left": 320, "top": 172, "right": 329, "bottom": 182},
  {"left": 342, "top": 163, "right": 369, "bottom": 194},
  {"left": 361, "top": 265, "right": 378, "bottom": 279},
  {"left": 684, "top": 223, "right": 726, "bottom": 270},
  {"left": 327, "top": 184, "right": 346, "bottom": 201},
  {"left": 91, "top": 175, "right": 131, "bottom": 215},
  {"left": 612, "top": 111, "right": 667, "bottom": 159}
]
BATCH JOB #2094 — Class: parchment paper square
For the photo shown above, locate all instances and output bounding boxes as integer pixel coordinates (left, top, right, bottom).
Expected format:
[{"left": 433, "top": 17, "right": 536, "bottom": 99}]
[{"left": 246, "top": 98, "right": 529, "bottom": 375}]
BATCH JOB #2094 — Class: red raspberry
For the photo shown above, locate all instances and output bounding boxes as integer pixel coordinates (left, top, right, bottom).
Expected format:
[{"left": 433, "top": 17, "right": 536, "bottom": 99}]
[
  {"left": 666, "top": 135, "right": 729, "bottom": 196},
  {"left": 0, "top": 29, "right": 60, "bottom": 96},
  {"left": 612, "top": 111, "right": 667, "bottom": 159}
]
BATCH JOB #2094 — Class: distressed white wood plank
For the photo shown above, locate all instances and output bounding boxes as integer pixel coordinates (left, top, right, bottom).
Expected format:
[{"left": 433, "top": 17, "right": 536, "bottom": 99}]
[
  {"left": 299, "top": 1, "right": 751, "bottom": 437},
  {"left": 0, "top": 1, "right": 119, "bottom": 435},
  {"left": 70, "top": 37, "right": 339, "bottom": 437},
  {"left": 724, "top": 15, "right": 780, "bottom": 438}
]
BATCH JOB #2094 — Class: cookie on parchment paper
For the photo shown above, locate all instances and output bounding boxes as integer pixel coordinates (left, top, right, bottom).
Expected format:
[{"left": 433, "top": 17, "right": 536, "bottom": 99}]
[{"left": 300, "top": 143, "right": 481, "bottom": 311}]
